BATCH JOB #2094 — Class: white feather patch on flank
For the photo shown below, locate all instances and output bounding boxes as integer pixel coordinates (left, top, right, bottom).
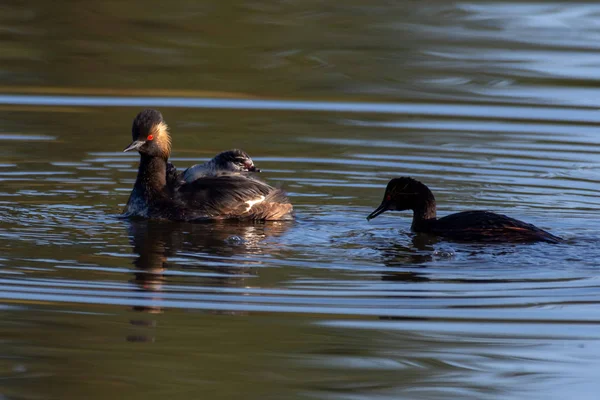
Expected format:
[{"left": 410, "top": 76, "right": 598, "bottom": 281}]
[{"left": 244, "top": 195, "right": 265, "bottom": 212}]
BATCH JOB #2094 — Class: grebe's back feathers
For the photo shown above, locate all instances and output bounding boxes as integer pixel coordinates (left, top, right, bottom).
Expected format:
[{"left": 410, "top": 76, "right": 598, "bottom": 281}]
[
  {"left": 176, "top": 174, "right": 292, "bottom": 221},
  {"left": 166, "top": 162, "right": 180, "bottom": 187},
  {"left": 428, "top": 210, "right": 563, "bottom": 243}
]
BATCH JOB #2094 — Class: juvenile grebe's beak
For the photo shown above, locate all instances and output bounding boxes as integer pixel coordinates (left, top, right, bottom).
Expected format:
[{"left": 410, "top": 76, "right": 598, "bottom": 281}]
[
  {"left": 123, "top": 140, "right": 145, "bottom": 152},
  {"left": 245, "top": 160, "right": 261, "bottom": 172},
  {"left": 367, "top": 201, "right": 391, "bottom": 221}
]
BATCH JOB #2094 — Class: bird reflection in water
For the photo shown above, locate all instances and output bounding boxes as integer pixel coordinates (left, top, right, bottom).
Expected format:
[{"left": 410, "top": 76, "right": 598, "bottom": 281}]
[
  {"left": 376, "top": 234, "right": 444, "bottom": 283},
  {"left": 371, "top": 235, "right": 441, "bottom": 323},
  {"left": 124, "top": 219, "right": 291, "bottom": 342}
]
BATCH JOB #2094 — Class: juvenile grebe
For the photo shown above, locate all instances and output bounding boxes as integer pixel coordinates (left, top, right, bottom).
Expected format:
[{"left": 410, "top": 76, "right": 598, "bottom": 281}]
[
  {"left": 367, "top": 177, "right": 562, "bottom": 243},
  {"left": 123, "top": 109, "right": 293, "bottom": 221},
  {"left": 166, "top": 149, "right": 259, "bottom": 189},
  {"left": 181, "top": 149, "right": 259, "bottom": 182}
]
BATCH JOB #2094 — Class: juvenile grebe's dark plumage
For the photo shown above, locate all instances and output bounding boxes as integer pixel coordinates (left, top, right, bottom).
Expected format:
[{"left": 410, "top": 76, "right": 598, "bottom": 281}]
[
  {"left": 181, "top": 149, "right": 259, "bottom": 183},
  {"left": 166, "top": 149, "right": 259, "bottom": 190},
  {"left": 367, "top": 177, "right": 562, "bottom": 243},
  {"left": 122, "top": 109, "right": 293, "bottom": 221}
]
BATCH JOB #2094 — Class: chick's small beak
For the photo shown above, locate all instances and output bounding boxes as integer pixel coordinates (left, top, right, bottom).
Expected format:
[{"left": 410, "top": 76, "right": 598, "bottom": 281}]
[
  {"left": 367, "top": 201, "right": 391, "bottom": 221},
  {"left": 245, "top": 161, "right": 261, "bottom": 172},
  {"left": 123, "top": 140, "right": 145, "bottom": 152}
]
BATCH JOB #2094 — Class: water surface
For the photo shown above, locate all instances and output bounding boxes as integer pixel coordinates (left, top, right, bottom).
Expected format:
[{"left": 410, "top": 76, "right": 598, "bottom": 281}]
[{"left": 1, "top": 1, "right": 600, "bottom": 399}]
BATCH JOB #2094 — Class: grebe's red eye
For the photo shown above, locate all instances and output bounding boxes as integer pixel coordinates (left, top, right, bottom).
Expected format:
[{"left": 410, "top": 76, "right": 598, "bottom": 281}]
[
  {"left": 386, "top": 194, "right": 391, "bottom": 201},
  {"left": 147, "top": 134, "right": 154, "bottom": 141}
]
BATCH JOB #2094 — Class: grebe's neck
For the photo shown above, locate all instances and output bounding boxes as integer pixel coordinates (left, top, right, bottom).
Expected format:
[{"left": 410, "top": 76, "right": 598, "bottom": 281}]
[
  {"left": 135, "top": 154, "right": 167, "bottom": 191},
  {"left": 125, "top": 155, "right": 168, "bottom": 214},
  {"left": 410, "top": 190, "right": 437, "bottom": 232}
]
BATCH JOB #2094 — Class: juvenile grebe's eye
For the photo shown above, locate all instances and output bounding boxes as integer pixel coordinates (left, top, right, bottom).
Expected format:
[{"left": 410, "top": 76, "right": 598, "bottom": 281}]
[{"left": 147, "top": 134, "right": 154, "bottom": 141}]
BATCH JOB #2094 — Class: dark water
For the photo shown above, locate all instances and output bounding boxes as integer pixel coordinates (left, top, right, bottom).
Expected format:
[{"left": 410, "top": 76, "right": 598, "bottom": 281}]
[{"left": 2, "top": 1, "right": 600, "bottom": 399}]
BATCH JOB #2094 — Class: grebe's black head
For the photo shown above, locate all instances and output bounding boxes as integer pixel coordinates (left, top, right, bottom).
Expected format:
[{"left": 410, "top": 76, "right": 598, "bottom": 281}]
[
  {"left": 123, "top": 109, "right": 172, "bottom": 159},
  {"left": 367, "top": 177, "right": 435, "bottom": 220},
  {"left": 213, "top": 149, "right": 260, "bottom": 173}
]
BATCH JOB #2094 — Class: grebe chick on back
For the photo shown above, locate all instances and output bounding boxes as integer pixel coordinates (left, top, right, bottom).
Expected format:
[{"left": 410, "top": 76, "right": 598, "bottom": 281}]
[
  {"left": 166, "top": 149, "right": 260, "bottom": 189},
  {"left": 181, "top": 149, "right": 259, "bottom": 182},
  {"left": 122, "top": 109, "right": 293, "bottom": 221},
  {"left": 367, "top": 177, "right": 562, "bottom": 243}
]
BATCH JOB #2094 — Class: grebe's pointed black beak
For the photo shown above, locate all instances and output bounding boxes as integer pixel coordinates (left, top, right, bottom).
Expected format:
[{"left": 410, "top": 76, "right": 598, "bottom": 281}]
[
  {"left": 123, "top": 140, "right": 145, "bottom": 152},
  {"left": 367, "top": 201, "right": 391, "bottom": 221},
  {"left": 248, "top": 165, "right": 261, "bottom": 173}
]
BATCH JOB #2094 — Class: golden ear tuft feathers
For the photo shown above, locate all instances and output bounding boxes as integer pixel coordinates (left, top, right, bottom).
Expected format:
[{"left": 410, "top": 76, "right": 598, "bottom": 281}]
[{"left": 152, "top": 121, "right": 172, "bottom": 159}]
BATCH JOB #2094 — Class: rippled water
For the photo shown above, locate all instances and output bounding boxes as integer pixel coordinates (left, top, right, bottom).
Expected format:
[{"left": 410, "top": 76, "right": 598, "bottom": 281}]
[{"left": 2, "top": 1, "right": 600, "bottom": 399}]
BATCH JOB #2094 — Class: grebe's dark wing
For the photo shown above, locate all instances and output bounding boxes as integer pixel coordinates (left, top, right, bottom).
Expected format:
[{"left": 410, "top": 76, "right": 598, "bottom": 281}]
[
  {"left": 176, "top": 174, "right": 292, "bottom": 221},
  {"left": 166, "top": 162, "right": 180, "bottom": 182},
  {"left": 434, "top": 211, "right": 562, "bottom": 243}
]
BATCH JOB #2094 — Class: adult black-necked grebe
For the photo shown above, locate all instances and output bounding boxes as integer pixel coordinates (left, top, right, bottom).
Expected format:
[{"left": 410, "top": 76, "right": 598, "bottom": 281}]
[
  {"left": 367, "top": 177, "right": 562, "bottom": 243},
  {"left": 122, "top": 109, "right": 293, "bottom": 221}
]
